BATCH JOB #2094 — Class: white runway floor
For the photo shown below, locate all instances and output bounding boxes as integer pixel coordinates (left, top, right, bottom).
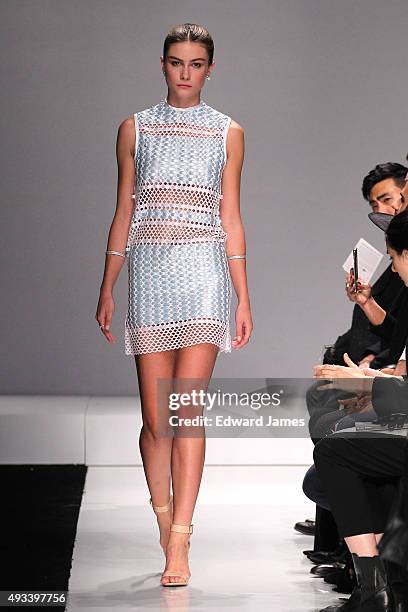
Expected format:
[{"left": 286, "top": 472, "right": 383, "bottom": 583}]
[{"left": 66, "top": 465, "right": 343, "bottom": 612}]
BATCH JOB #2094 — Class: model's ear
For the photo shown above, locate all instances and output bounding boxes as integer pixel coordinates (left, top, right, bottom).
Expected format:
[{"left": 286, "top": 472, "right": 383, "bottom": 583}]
[{"left": 403, "top": 249, "right": 408, "bottom": 260}]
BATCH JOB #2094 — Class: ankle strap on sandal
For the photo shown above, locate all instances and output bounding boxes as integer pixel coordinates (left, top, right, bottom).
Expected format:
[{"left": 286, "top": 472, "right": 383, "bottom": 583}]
[
  {"left": 149, "top": 494, "right": 173, "bottom": 513},
  {"left": 171, "top": 523, "right": 193, "bottom": 534}
]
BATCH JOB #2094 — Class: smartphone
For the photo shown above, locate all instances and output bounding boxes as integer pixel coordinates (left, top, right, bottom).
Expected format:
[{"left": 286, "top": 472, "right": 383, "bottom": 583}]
[{"left": 353, "top": 248, "right": 359, "bottom": 292}]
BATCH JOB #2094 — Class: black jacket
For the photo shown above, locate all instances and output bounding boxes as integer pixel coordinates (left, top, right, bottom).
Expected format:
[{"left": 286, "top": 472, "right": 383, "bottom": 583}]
[
  {"left": 324, "top": 265, "right": 405, "bottom": 367},
  {"left": 369, "top": 286, "right": 408, "bottom": 365},
  {"left": 372, "top": 362, "right": 408, "bottom": 418}
]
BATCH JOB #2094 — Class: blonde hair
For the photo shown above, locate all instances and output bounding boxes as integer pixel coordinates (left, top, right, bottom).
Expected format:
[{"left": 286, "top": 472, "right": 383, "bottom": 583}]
[{"left": 163, "top": 23, "right": 214, "bottom": 65}]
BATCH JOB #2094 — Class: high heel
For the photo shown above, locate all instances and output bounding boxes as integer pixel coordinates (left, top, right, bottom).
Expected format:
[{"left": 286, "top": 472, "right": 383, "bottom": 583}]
[
  {"left": 149, "top": 495, "right": 173, "bottom": 515},
  {"left": 149, "top": 495, "right": 173, "bottom": 554},
  {"left": 161, "top": 523, "right": 193, "bottom": 587}
]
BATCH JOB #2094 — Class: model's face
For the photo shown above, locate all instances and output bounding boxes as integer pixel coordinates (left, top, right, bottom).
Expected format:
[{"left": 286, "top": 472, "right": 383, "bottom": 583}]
[
  {"left": 161, "top": 41, "right": 213, "bottom": 98},
  {"left": 387, "top": 245, "right": 408, "bottom": 286},
  {"left": 368, "top": 178, "right": 402, "bottom": 215}
]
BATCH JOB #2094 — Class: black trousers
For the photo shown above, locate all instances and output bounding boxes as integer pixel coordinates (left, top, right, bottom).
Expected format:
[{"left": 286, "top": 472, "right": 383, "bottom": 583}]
[
  {"left": 313, "top": 432, "right": 407, "bottom": 538},
  {"left": 305, "top": 381, "right": 343, "bottom": 550},
  {"left": 303, "top": 464, "right": 331, "bottom": 510}
]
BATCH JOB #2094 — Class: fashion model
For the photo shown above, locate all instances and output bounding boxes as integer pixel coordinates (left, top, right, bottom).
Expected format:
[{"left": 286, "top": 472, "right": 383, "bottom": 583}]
[{"left": 96, "top": 23, "right": 253, "bottom": 587}]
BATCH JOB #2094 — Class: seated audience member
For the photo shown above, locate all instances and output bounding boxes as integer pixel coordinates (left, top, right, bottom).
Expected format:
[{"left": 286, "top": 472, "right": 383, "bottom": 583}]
[
  {"left": 313, "top": 209, "right": 408, "bottom": 611},
  {"left": 301, "top": 164, "right": 407, "bottom": 572},
  {"left": 308, "top": 162, "right": 408, "bottom": 442},
  {"left": 300, "top": 163, "right": 408, "bottom": 596}
]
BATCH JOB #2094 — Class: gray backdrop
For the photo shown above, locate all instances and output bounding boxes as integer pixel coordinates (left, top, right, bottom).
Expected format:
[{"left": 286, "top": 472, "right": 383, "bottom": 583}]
[{"left": 2, "top": 0, "right": 408, "bottom": 395}]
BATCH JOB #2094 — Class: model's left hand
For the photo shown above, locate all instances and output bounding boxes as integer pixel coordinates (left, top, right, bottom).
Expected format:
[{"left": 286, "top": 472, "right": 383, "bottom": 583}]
[{"left": 232, "top": 301, "right": 253, "bottom": 349}]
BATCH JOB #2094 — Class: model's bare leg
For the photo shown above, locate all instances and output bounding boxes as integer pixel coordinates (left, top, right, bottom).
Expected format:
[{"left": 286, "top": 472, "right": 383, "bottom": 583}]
[
  {"left": 161, "top": 342, "right": 219, "bottom": 585},
  {"left": 135, "top": 349, "right": 177, "bottom": 553}
]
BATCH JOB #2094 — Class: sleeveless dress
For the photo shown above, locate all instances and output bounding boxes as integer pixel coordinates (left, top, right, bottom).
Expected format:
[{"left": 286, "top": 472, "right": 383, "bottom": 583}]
[{"left": 124, "top": 96, "right": 233, "bottom": 355}]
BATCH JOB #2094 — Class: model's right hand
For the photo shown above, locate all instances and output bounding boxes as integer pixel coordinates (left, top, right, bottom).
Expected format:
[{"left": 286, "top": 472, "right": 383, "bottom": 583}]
[
  {"left": 95, "top": 290, "right": 117, "bottom": 344},
  {"left": 345, "top": 269, "right": 372, "bottom": 305}
]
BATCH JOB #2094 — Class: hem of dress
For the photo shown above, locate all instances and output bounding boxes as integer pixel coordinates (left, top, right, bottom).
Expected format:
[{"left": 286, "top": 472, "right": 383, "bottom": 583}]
[
  {"left": 124, "top": 338, "right": 232, "bottom": 356},
  {"left": 124, "top": 322, "right": 232, "bottom": 356}
]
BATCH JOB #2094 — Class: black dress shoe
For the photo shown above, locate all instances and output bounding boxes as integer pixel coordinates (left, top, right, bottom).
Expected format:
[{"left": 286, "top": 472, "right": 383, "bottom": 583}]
[
  {"left": 310, "top": 563, "right": 343, "bottom": 577},
  {"left": 294, "top": 521, "right": 315, "bottom": 535},
  {"left": 319, "top": 586, "right": 361, "bottom": 611},
  {"left": 325, "top": 556, "right": 356, "bottom": 594},
  {"left": 324, "top": 569, "right": 345, "bottom": 584},
  {"left": 308, "top": 550, "right": 348, "bottom": 565},
  {"left": 331, "top": 574, "right": 357, "bottom": 595},
  {"left": 305, "top": 541, "right": 348, "bottom": 563}
]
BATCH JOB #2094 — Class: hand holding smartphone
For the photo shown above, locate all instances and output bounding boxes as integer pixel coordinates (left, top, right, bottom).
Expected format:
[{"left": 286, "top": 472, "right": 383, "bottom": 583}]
[
  {"left": 343, "top": 238, "right": 383, "bottom": 285},
  {"left": 352, "top": 248, "right": 359, "bottom": 292}
]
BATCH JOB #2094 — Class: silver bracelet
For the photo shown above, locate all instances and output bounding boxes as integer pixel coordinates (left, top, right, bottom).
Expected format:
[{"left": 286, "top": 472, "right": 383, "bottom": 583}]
[
  {"left": 106, "top": 250, "right": 126, "bottom": 258},
  {"left": 227, "top": 254, "right": 246, "bottom": 260}
]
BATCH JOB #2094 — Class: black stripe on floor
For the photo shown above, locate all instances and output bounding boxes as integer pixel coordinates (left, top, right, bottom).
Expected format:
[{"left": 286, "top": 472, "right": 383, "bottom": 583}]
[{"left": 0, "top": 465, "right": 87, "bottom": 610}]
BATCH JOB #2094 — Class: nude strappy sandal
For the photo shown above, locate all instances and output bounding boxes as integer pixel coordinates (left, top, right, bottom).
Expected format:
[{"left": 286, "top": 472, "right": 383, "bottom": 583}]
[
  {"left": 161, "top": 523, "right": 193, "bottom": 587},
  {"left": 149, "top": 495, "right": 173, "bottom": 554}
]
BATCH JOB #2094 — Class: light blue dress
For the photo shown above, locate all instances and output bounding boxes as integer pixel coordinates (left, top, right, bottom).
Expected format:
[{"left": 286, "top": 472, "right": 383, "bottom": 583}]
[{"left": 124, "top": 97, "right": 233, "bottom": 355}]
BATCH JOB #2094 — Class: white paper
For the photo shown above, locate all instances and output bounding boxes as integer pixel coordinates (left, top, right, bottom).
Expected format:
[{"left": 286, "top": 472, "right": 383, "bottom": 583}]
[{"left": 342, "top": 238, "right": 383, "bottom": 283}]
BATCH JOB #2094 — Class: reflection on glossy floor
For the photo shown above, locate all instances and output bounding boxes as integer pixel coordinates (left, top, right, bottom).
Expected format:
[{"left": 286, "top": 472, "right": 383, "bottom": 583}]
[{"left": 67, "top": 466, "right": 342, "bottom": 611}]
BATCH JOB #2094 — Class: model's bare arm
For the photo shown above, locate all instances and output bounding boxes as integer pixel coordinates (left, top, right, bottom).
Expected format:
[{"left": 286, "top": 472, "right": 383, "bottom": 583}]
[
  {"left": 220, "top": 121, "right": 246, "bottom": 301},
  {"left": 95, "top": 117, "right": 136, "bottom": 343},
  {"left": 220, "top": 120, "right": 253, "bottom": 348}
]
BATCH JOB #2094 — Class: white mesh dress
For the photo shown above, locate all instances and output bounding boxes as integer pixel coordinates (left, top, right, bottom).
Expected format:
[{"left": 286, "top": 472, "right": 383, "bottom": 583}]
[{"left": 124, "top": 96, "right": 233, "bottom": 355}]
